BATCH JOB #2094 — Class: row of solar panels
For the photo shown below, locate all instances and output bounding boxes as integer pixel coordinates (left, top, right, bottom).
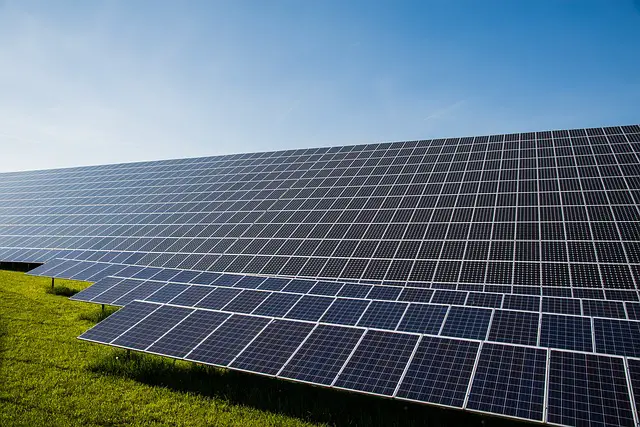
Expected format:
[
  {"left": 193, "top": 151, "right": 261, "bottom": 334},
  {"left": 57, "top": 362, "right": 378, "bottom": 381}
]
[
  {"left": 17, "top": 249, "right": 640, "bottom": 296},
  {"left": 28, "top": 257, "right": 640, "bottom": 307},
  {"left": 3, "top": 125, "right": 638, "bottom": 181},
  {"left": 68, "top": 272, "right": 640, "bottom": 357},
  {"left": 2, "top": 168, "right": 639, "bottom": 198},
  {"left": 79, "top": 299, "right": 638, "bottom": 427},
  {"left": 2, "top": 160, "right": 639, "bottom": 193}
]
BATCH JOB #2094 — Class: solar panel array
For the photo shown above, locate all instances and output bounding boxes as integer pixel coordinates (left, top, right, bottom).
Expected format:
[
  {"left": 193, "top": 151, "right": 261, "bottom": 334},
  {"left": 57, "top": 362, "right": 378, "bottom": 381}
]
[{"left": 2, "top": 124, "right": 640, "bottom": 426}]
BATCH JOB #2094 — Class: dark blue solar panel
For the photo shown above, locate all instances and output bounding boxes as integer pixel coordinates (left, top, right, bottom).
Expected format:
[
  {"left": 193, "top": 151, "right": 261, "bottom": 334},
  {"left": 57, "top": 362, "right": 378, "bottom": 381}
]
[
  {"left": 112, "top": 280, "right": 165, "bottom": 306},
  {"left": 144, "top": 283, "right": 189, "bottom": 303},
  {"left": 540, "top": 314, "right": 593, "bottom": 352},
  {"left": 231, "top": 320, "right": 315, "bottom": 375},
  {"left": 148, "top": 310, "right": 230, "bottom": 358},
  {"left": 91, "top": 279, "right": 142, "bottom": 305},
  {"left": 112, "top": 305, "right": 192, "bottom": 350},
  {"left": 320, "top": 298, "right": 370, "bottom": 326},
  {"left": 283, "top": 279, "right": 315, "bottom": 294},
  {"left": 467, "top": 343, "right": 546, "bottom": 421},
  {"left": 252, "top": 292, "right": 302, "bottom": 317},
  {"left": 71, "top": 276, "right": 122, "bottom": 302},
  {"left": 194, "top": 287, "right": 242, "bottom": 310},
  {"left": 279, "top": 324, "right": 364, "bottom": 385},
  {"left": 547, "top": 351, "right": 635, "bottom": 427},
  {"left": 334, "top": 330, "right": 419, "bottom": 396},
  {"left": 626, "top": 358, "right": 640, "bottom": 421},
  {"left": 232, "top": 275, "right": 267, "bottom": 289},
  {"left": 396, "top": 304, "right": 447, "bottom": 334},
  {"left": 338, "top": 283, "right": 372, "bottom": 298},
  {"left": 258, "top": 277, "right": 291, "bottom": 291},
  {"left": 440, "top": 307, "right": 492, "bottom": 340},
  {"left": 169, "top": 285, "right": 214, "bottom": 306},
  {"left": 284, "top": 295, "right": 334, "bottom": 321},
  {"left": 593, "top": 318, "right": 640, "bottom": 357},
  {"left": 366, "top": 285, "right": 402, "bottom": 301},
  {"left": 396, "top": 336, "right": 479, "bottom": 407},
  {"left": 357, "top": 301, "right": 408, "bottom": 330},
  {"left": 186, "top": 315, "right": 270, "bottom": 366},
  {"left": 221, "top": 290, "right": 270, "bottom": 313},
  {"left": 488, "top": 310, "right": 539, "bottom": 346},
  {"left": 79, "top": 301, "right": 159, "bottom": 343},
  {"left": 398, "top": 288, "right": 433, "bottom": 303}
]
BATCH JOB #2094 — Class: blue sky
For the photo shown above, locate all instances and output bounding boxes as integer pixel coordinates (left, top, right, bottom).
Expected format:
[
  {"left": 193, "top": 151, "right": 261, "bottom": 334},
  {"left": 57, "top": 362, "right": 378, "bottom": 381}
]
[{"left": 1, "top": 0, "right": 639, "bottom": 171}]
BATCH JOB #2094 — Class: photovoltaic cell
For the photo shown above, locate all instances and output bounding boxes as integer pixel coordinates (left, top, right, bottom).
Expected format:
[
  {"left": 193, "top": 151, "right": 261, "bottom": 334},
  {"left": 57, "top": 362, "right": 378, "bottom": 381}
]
[
  {"left": 593, "top": 318, "right": 640, "bottom": 357},
  {"left": 144, "top": 283, "right": 189, "bottom": 304},
  {"left": 279, "top": 324, "right": 364, "bottom": 385},
  {"left": 92, "top": 279, "right": 142, "bottom": 305},
  {"left": 231, "top": 320, "right": 315, "bottom": 375},
  {"left": 285, "top": 295, "right": 334, "bottom": 321},
  {"left": 194, "top": 287, "right": 242, "bottom": 310},
  {"left": 112, "top": 280, "right": 164, "bottom": 306},
  {"left": 71, "top": 276, "right": 123, "bottom": 302},
  {"left": 169, "top": 285, "right": 214, "bottom": 306},
  {"left": 396, "top": 304, "right": 448, "bottom": 334},
  {"left": 320, "top": 298, "right": 370, "bottom": 326},
  {"left": 488, "top": 310, "right": 539, "bottom": 346},
  {"left": 112, "top": 305, "right": 193, "bottom": 350},
  {"left": 334, "top": 330, "right": 419, "bottom": 396},
  {"left": 252, "top": 292, "right": 302, "bottom": 317},
  {"left": 147, "top": 310, "right": 230, "bottom": 357},
  {"left": 186, "top": 315, "right": 270, "bottom": 366},
  {"left": 467, "top": 343, "right": 546, "bottom": 421},
  {"left": 540, "top": 314, "right": 593, "bottom": 353},
  {"left": 547, "top": 351, "right": 635, "bottom": 427},
  {"left": 221, "top": 290, "right": 270, "bottom": 313},
  {"left": 357, "top": 301, "right": 407, "bottom": 330},
  {"left": 626, "top": 358, "right": 640, "bottom": 419},
  {"left": 396, "top": 336, "right": 479, "bottom": 408},
  {"left": 79, "top": 301, "right": 159, "bottom": 343},
  {"left": 440, "top": 307, "right": 492, "bottom": 340}
]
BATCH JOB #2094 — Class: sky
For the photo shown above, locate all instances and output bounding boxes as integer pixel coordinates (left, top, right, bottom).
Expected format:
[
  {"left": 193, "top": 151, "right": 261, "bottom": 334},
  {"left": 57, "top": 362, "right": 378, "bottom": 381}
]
[{"left": 0, "top": 0, "right": 639, "bottom": 172}]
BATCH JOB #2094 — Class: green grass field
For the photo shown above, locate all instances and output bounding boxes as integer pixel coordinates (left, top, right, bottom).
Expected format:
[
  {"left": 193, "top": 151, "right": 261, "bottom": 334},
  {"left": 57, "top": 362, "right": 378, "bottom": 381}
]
[{"left": 0, "top": 269, "right": 518, "bottom": 427}]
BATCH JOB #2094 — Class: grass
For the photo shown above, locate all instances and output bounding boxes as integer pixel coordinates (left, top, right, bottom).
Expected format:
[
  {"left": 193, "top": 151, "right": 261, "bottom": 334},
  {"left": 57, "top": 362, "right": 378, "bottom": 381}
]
[{"left": 0, "top": 269, "right": 524, "bottom": 427}]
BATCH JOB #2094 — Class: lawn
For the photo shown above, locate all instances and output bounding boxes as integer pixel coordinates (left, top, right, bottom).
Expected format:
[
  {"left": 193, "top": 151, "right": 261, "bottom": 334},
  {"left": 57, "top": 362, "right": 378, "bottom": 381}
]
[{"left": 0, "top": 269, "right": 511, "bottom": 427}]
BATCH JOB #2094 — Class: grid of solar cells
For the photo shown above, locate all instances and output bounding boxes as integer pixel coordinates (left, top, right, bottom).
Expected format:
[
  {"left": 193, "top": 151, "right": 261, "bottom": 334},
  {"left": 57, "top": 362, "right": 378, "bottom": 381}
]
[
  {"left": 78, "top": 300, "right": 159, "bottom": 343},
  {"left": 547, "top": 351, "right": 635, "bottom": 427},
  {"left": 185, "top": 315, "right": 270, "bottom": 366},
  {"left": 0, "top": 125, "right": 637, "bottom": 296},
  {"left": 278, "top": 325, "right": 364, "bottom": 385},
  {"left": 395, "top": 336, "right": 479, "bottom": 408},
  {"left": 467, "top": 343, "right": 547, "bottom": 421},
  {"left": 147, "top": 310, "right": 230, "bottom": 357},
  {"left": 540, "top": 314, "right": 593, "bottom": 352},
  {"left": 487, "top": 310, "right": 539, "bottom": 346},
  {"left": 593, "top": 318, "right": 640, "bottom": 357},
  {"left": 440, "top": 306, "right": 492, "bottom": 340},
  {"left": 112, "top": 305, "right": 193, "bottom": 350},
  {"left": 5, "top": 124, "right": 640, "bottom": 426},
  {"left": 231, "top": 320, "right": 315, "bottom": 375},
  {"left": 333, "top": 330, "right": 419, "bottom": 396}
]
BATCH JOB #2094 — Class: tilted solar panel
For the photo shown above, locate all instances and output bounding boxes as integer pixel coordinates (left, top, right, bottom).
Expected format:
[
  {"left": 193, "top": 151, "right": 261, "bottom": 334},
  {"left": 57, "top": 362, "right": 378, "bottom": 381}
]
[{"left": 3, "top": 124, "right": 640, "bottom": 426}]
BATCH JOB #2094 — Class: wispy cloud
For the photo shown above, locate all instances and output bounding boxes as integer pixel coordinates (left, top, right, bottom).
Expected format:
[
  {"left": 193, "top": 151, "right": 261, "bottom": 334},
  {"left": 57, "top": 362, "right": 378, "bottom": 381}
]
[{"left": 423, "top": 99, "right": 467, "bottom": 122}]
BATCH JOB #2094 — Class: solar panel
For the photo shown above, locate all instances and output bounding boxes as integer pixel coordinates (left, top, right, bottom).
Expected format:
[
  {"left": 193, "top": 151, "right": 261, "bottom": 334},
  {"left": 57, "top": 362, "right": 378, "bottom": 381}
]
[
  {"left": 278, "top": 324, "right": 364, "bottom": 385},
  {"left": 395, "top": 336, "right": 479, "bottom": 408},
  {"left": 230, "top": 320, "right": 315, "bottom": 375},
  {"left": 467, "top": 343, "right": 546, "bottom": 421},
  {"left": 547, "top": 351, "right": 635, "bottom": 427},
  {"left": 4, "top": 123, "right": 640, "bottom": 426},
  {"left": 333, "top": 330, "right": 419, "bottom": 396}
]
